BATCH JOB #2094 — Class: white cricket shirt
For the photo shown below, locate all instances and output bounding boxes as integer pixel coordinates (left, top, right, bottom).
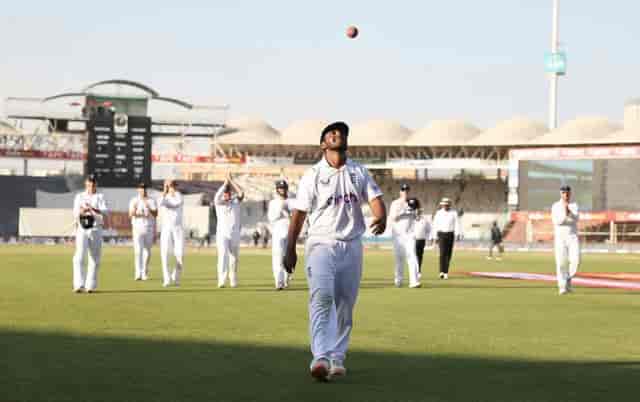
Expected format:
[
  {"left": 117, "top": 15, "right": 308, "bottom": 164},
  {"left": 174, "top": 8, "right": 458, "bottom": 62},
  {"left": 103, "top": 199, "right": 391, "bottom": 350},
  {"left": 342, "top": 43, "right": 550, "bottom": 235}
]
[
  {"left": 129, "top": 196, "right": 157, "bottom": 231},
  {"left": 551, "top": 200, "right": 579, "bottom": 237},
  {"left": 294, "top": 157, "right": 383, "bottom": 241},
  {"left": 214, "top": 186, "right": 242, "bottom": 238},
  {"left": 389, "top": 198, "right": 415, "bottom": 237},
  {"left": 158, "top": 191, "right": 184, "bottom": 229},
  {"left": 414, "top": 217, "right": 431, "bottom": 240},
  {"left": 73, "top": 191, "right": 108, "bottom": 228},
  {"left": 268, "top": 197, "right": 291, "bottom": 238},
  {"left": 430, "top": 209, "right": 460, "bottom": 240}
]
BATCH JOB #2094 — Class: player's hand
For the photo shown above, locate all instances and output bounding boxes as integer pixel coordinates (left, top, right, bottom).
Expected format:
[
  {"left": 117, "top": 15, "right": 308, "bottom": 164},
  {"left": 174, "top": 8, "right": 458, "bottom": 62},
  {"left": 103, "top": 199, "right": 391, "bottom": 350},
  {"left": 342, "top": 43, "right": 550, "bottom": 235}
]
[
  {"left": 369, "top": 217, "right": 386, "bottom": 236},
  {"left": 283, "top": 247, "right": 297, "bottom": 274}
]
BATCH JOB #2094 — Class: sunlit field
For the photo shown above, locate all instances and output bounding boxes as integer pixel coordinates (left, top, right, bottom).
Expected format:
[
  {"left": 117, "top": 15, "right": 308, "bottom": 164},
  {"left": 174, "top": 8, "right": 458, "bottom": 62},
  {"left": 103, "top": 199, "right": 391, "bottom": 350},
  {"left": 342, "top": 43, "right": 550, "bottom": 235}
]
[{"left": 2, "top": 245, "right": 638, "bottom": 402}]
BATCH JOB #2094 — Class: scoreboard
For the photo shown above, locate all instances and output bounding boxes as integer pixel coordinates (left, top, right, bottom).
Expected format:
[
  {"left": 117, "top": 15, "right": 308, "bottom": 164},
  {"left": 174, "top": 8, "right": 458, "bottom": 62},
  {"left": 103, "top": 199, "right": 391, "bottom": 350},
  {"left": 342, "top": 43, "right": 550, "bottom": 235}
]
[{"left": 87, "top": 114, "right": 152, "bottom": 187}]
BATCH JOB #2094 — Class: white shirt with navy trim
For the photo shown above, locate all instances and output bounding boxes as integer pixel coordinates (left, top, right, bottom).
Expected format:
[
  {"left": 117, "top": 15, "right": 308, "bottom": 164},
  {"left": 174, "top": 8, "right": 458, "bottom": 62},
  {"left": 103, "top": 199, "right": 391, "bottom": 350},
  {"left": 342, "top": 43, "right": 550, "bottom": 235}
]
[{"left": 294, "top": 158, "right": 383, "bottom": 241}]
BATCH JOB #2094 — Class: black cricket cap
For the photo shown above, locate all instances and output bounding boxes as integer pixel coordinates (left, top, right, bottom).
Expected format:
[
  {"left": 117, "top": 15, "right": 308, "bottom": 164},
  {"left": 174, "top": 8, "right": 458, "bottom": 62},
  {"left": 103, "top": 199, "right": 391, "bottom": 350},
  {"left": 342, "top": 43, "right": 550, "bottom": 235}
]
[
  {"left": 407, "top": 197, "right": 420, "bottom": 210},
  {"left": 85, "top": 174, "right": 97, "bottom": 183},
  {"left": 275, "top": 180, "right": 288, "bottom": 189},
  {"left": 560, "top": 185, "right": 571, "bottom": 192},
  {"left": 320, "top": 121, "right": 349, "bottom": 144},
  {"left": 400, "top": 183, "right": 410, "bottom": 191}
]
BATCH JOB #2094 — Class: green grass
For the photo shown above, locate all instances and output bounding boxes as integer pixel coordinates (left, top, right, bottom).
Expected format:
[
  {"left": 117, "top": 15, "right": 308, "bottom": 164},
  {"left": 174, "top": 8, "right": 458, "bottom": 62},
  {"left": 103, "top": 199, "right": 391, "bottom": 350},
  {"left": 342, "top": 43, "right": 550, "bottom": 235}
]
[{"left": 1, "top": 245, "right": 639, "bottom": 402}]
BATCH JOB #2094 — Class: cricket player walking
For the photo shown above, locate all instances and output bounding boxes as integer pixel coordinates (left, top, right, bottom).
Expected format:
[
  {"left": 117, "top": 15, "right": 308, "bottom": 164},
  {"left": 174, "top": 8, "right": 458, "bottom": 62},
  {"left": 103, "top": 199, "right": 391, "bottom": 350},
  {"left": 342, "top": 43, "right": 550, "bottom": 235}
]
[
  {"left": 283, "top": 121, "right": 387, "bottom": 382},
  {"left": 214, "top": 173, "right": 244, "bottom": 288},
  {"left": 551, "top": 185, "right": 580, "bottom": 295},
  {"left": 158, "top": 179, "right": 184, "bottom": 287},
  {"left": 129, "top": 182, "right": 157, "bottom": 281},
  {"left": 72, "top": 174, "right": 108, "bottom": 293},
  {"left": 268, "top": 180, "right": 291, "bottom": 290},
  {"left": 389, "top": 186, "right": 421, "bottom": 288}
]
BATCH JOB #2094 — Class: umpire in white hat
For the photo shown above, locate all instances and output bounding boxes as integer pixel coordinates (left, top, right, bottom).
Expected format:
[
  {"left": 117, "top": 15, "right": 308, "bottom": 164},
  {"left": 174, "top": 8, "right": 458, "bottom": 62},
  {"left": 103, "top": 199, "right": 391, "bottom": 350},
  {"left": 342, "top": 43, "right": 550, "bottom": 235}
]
[{"left": 430, "top": 197, "right": 460, "bottom": 279}]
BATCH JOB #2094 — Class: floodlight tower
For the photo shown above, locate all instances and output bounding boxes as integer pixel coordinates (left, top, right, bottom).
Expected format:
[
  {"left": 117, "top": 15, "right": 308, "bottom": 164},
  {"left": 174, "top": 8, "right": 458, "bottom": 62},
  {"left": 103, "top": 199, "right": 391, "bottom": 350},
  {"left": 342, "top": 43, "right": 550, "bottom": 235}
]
[{"left": 549, "top": 0, "right": 560, "bottom": 129}]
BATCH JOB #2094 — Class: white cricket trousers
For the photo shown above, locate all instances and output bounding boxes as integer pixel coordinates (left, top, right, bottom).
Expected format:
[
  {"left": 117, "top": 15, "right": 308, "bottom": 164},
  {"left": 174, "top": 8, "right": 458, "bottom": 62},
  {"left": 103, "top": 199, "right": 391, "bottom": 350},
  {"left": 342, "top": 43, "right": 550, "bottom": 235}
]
[
  {"left": 132, "top": 227, "right": 154, "bottom": 279},
  {"left": 392, "top": 235, "right": 420, "bottom": 287},
  {"left": 72, "top": 228, "right": 103, "bottom": 291},
  {"left": 554, "top": 233, "right": 580, "bottom": 291},
  {"left": 217, "top": 234, "right": 240, "bottom": 287},
  {"left": 272, "top": 235, "right": 289, "bottom": 288},
  {"left": 160, "top": 226, "right": 184, "bottom": 285},
  {"left": 305, "top": 238, "right": 363, "bottom": 362}
]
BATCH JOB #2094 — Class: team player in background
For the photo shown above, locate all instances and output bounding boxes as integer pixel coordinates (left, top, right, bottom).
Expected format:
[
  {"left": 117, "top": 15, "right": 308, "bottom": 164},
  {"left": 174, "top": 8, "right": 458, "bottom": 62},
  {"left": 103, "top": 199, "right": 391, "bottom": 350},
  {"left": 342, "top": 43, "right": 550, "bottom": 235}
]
[
  {"left": 413, "top": 200, "right": 431, "bottom": 279},
  {"left": 72, "top": 174, "right": 109, "bottom": 293},
  {"left": 389, "top": 191, "right": 421, "bottom": 288},
  {"left": 283, "top": 121, "right": 387, "bottom": 382},
  {"left": 268, "top": 179, "right": 292, "bottom": 290},
  {"left": 158, "top": 179, "right": 184, "bottom": 287},
  {"left": 129, "top": 183, "right": 157, "bottom": 281},
  {"left": 551, "top": 185, "right": 580, "bottom": 295},
  {"left": 430, "top": 198, "right": 461, "bottom": 279},
  {"left": 214, "top": 172, "right": 244, "bottom": 288}
]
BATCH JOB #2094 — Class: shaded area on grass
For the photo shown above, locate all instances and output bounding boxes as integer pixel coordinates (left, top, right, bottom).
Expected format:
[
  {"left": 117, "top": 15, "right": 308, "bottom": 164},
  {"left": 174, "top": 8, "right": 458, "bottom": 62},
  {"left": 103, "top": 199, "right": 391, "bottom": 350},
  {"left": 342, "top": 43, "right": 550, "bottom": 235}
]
[{"left": 2, "top": 329, "right": 637, "bottom": 402}]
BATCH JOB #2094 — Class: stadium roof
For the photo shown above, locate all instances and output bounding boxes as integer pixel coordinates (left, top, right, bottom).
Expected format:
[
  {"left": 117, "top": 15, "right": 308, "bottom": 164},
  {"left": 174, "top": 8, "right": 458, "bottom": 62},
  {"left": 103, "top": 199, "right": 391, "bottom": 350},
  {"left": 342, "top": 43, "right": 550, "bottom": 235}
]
[
  {"left": 406, "top": 120, "right": 480, "bottom": 146},
  {"left": 281, "top": 120, "right": 329, "bottom": 145},
  {"left": 349, "top": 120, "right": 410, "bottom": 146},
  {"left": 219, "top": 117, "right": 280, "bottom": 144},
  {"left": 0, "top": 120, "right": 20, "bottom": 134},
  {"left": 531, "top": 116, "right": 621, "bottom": 145},
  {"left": 468, "top": 117, "right": 548, "bottom": 146},
  {"left": 602, "top": 128, "right": 640, "bottom": 144}
]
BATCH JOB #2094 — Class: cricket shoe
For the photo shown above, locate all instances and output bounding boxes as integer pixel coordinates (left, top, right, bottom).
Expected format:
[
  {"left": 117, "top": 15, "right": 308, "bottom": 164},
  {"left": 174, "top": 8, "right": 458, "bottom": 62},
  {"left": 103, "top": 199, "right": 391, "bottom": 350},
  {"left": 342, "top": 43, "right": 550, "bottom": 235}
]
[
  {"left": 329, "top": 359, "right": 346, "bottom": 379},
  {"left": 443, "top": 273, "right": 449, "bottom": 280},
  {"left": 409, "top": 282, "right": 422, "bottom": 289},
  {"left": 310, "top": 358, "right": 331, "bottom": 382},
  {"left": 72, "top": 287, "right": 84, "bottom": 293},
  {"left": 559, "top": 288, "right": 569, "bottom": 295},
  {"left": 439, "top": 272, "right": 445, "bottom": 279}
]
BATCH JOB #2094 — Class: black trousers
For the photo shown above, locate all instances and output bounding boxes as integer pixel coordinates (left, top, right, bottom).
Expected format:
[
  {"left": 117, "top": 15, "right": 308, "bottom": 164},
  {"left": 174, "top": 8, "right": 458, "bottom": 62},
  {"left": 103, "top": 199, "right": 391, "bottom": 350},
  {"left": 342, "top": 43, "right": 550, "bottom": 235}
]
[
  {"left": 437, "top": 232, "right": 455, "bottom": 274},
  {"left": 415, "top": 239, "right": 426, "bottom": 273}
]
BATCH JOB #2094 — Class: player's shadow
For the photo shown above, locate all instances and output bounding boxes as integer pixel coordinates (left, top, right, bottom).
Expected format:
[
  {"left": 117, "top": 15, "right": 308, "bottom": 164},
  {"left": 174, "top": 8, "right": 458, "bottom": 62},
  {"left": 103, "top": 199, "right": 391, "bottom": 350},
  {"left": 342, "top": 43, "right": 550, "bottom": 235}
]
[{"left": 2, "top": 328, "right": 637, "bottom": 402}]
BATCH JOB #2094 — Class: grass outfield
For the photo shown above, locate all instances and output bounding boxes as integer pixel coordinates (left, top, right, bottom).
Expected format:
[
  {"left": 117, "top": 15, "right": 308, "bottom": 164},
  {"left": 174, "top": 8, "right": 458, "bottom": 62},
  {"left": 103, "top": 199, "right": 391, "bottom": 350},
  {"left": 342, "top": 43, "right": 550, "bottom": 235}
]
[{"left": 2, "top": 245, "right": 639, "bottom": 402}]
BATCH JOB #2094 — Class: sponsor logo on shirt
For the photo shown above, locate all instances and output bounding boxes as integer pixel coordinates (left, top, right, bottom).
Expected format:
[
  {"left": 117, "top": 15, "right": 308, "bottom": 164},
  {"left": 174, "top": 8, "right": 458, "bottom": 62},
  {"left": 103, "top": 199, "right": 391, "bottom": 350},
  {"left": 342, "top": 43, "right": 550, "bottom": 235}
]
[{"left": 326, "top": 193, "right": 359, "bottom": 206}]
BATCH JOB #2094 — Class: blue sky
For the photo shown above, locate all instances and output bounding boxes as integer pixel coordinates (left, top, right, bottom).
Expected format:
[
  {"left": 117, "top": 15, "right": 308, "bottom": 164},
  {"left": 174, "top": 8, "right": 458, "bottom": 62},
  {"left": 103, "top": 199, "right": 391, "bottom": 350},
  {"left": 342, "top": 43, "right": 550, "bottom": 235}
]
[{"left": 1, "top": 0, "right": 639, "bottom": 129}]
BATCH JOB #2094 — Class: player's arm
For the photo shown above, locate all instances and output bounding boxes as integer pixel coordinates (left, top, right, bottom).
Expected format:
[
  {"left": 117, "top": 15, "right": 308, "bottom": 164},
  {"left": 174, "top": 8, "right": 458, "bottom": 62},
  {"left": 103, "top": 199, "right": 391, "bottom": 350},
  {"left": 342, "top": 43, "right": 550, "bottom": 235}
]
[
  {"left": 73, "top": 195, "right": 86, "bottom": 218},
  {"left": 214, "top": 182, "right": 227, "bottom": 206},
  {"left": 283, "top": 171, "right": 314, "bottom": 273},
  {"left": 161, "top": 192, "right": 183, "bottom": 209},
  {"left": 551, "top": 202, "right": 566, "bottom": 225},
  {"left": 90, "top": 195, "right": 108, "bottom": 216},
  {"left": 129, "top": 200, "right": 137, "bottom": 219},
  {"left": 361, "top": 168, "right": 386, "bottom": 235},
  {"left": 147, "top": 199, "right": 158, "bottom": 218},
  {"left": 283, "top": 209, "right": 307, "bottom": 273},
  {"left": 368, "top": 196, "right": 387, "bottom": 235},
  {"left": 267, "top": 200, "right": 281, "bottom": 223},
  {"left": 228, "top": 176, "right": 245, "bottom": 202}
]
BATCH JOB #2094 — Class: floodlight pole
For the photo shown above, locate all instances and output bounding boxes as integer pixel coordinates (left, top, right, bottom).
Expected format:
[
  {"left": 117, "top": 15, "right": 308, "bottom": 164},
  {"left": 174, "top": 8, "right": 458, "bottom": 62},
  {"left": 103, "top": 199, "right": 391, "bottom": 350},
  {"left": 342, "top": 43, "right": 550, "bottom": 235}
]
[{"left": 549, "top": 0, "right": 560, "bottom": 129}]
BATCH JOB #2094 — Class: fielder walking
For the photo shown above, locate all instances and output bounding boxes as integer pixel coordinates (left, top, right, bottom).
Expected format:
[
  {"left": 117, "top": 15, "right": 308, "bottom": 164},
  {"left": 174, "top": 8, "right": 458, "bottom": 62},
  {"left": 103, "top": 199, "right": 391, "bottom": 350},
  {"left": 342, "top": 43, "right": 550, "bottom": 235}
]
[
  {"left": 283, "top": 121, "right": 387, "bottom": 381},
  {"left": 268, "top": 179, "right": 292, "bottom": 290},
  {"left": 129, "top": 182, "right": 157, "bottom": 281},
  {"left": 430, "top": 198, "right": 460, "bottom": 279},
  {"left": 414, "top": 204, "right": 431, "bottom": 278},
  {"left": 389, "top": 191, "right": 421, "bottom": 288},
  {"left": 72, "top": 174, "right": 108, "bottom": 293},
  {"left": 551, "top": 185, "right": 580, "bottom": 295},
  {"left": 158, "top": 179, "right": 184, "bottom": 287},
  {"left": 214, "top": 173, "right": 244, "bottom": 288}
]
